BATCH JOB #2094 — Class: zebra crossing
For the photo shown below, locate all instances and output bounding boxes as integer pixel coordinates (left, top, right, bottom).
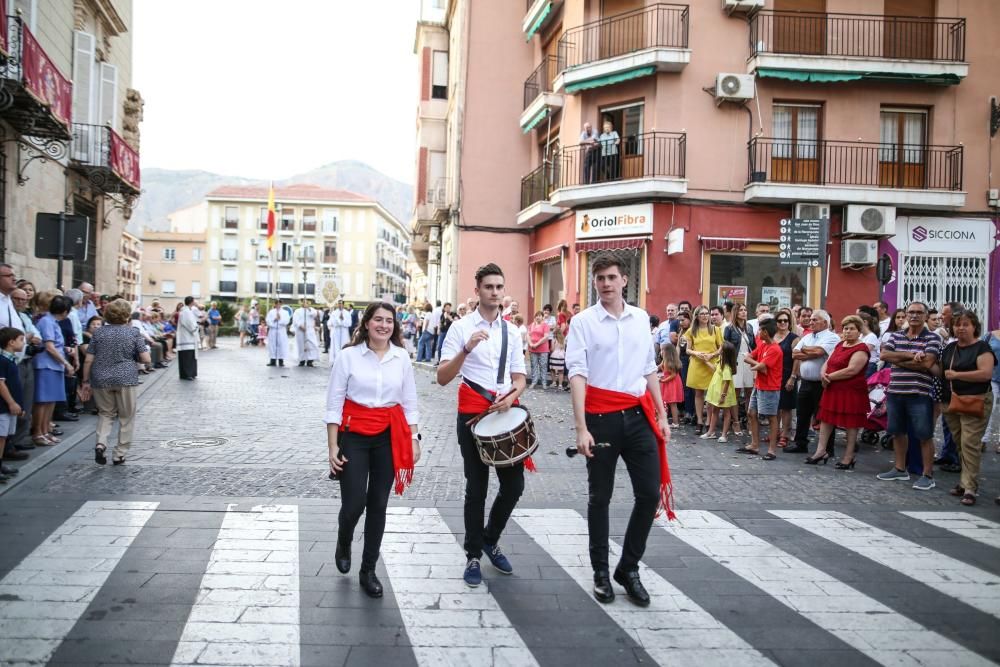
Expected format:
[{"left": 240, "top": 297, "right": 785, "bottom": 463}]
[{"left": 1, "top": 503, "right": 998, "bottom": 666}]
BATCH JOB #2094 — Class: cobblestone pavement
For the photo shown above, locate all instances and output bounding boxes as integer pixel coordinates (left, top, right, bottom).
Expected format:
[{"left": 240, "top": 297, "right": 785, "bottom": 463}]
[{"left": 1, "top": 340, "right": 999, "bottom": 666}]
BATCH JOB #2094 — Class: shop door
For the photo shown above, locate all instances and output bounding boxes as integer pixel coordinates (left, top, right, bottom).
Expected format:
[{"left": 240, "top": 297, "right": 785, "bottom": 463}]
[
  {"left": 540, "top": 259, "right": 564, "bottom": 310},
  {"left": 899, "top": 254, "right": 988, "bottom": 324},
  {"left": 587, "top": 249, "right": 641, "bottom": 306},
  {"left": 884, "top": 0, "right": 935, "bottom": 60},
  {"left": 773, "top": 0, "right": 826, "bottom": 55},
  {"left": 600, "top": 0, "right": 645, "bottom": 61},
  {"left": 771, "top": 104, "right": 821, "bottom": 184},
  {"left": 879, "top": 109, "right": 927, "bottom": 189}
]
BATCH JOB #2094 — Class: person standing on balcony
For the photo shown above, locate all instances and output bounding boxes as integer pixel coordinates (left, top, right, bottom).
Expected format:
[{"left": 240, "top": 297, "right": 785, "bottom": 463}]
[
  {"left": 598, "top": 119, "right": 621, "bottom": 182},
  {"left": 580, "top": 122, "right": 599, "bottom": 184},
  {"left": 293, "top": 299, "right": 320, "bottom": 368}
]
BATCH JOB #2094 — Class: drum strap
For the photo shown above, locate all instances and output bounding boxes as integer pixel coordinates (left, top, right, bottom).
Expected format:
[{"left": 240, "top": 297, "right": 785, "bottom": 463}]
[
  {"left": 463, "top": 378, "right": 496, "bottom": 404},
  {"left": 497, "top": 320, "right": 508, "bottom": 386}
]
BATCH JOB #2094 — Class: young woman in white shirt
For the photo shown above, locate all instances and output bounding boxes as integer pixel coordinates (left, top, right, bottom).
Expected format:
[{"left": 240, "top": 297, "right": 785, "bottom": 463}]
[{"left": 325, "top": 302, "right": 420, "bottom": 598}]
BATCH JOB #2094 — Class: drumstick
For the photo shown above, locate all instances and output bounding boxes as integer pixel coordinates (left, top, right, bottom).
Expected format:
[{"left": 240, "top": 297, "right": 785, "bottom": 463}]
[{"left": 464, "top": 389, "right": 518, "bottom": 428}]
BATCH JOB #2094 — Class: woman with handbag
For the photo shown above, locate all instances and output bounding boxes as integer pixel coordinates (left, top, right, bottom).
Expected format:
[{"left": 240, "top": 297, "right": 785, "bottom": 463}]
[{"left": 940, "top": 309, "right": 997, "bottom": 506}]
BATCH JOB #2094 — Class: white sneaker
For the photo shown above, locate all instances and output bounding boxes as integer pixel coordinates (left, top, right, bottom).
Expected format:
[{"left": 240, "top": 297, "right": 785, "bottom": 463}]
[
  {"left": 699, "top": 432, "right": 717, "bottom": 439},
  {"left": 717, "top": 435, "right": 729, "bottom": 443}
]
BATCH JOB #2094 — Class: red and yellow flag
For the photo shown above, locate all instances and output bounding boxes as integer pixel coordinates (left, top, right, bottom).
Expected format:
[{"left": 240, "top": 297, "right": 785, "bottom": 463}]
[{"left": 266, "top": 183, "right": 276, "bottom": 251}]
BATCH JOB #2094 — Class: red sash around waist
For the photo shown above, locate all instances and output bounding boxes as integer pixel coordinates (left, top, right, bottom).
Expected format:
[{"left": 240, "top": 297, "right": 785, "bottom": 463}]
[
  {"left": 341, "top": 399, "right": 413, "bottom": 495},
  {"left": 584, "top": 385, "right": 675, "bottom": 520},
  {"left": 457, "top": 383, "right": 536, "bottom": 472}
]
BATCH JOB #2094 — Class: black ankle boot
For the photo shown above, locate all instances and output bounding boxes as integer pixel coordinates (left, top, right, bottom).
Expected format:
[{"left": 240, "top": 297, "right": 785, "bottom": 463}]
[
  {"left": 593, "top": 570, "right": 615, "bottom": 603},
  {"left": 267, "top": 359, "right": 276, "bottom": 366},
  {"left": 613, "top": 568, "right": 650, "bottom": 607},
  {"left": 359, "top": 569, "right": 383, "bottom": 598},
  {"left": 335, "top": 540, "right": 351, "bottom": 574},
  {"left": 278, "top": 359, "right": 284, "bottom": 367}
]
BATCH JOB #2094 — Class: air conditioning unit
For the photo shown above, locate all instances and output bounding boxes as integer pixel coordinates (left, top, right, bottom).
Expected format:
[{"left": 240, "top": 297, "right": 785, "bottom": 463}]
[
  {"left": 714, "top": 73, "right": 755, "bottom": 104},
  {"left": 842, "top": 205, "right": 896, "bottom": 237},
  {"left": 794, "top": 202, "right": 831, "bottom": 220},
  {"left": 841, "top": 240, "right": 878, "bottom": 268},
  {"left": 723, "top": 0, "right": 764, "bottom": 13}
]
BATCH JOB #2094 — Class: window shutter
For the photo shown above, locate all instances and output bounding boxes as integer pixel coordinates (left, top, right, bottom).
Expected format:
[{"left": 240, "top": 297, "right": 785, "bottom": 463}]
[
  {"left": 99, "top": 62, "right": 119, "bottom": 128},
  {"left": 72, "top": 31, "right": 96, "bottom": 161}
]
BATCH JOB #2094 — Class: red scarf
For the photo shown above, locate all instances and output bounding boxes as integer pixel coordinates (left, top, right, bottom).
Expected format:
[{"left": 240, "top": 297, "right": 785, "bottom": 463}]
[
  {"left": 458, "top": 384, "right": 537, "bottom": 472},
  {"left": 584, "top": 385, "right": 675, "bottom": 520},
  {"left": 340, "top": 399, "right": 413, "bottom": 495}
]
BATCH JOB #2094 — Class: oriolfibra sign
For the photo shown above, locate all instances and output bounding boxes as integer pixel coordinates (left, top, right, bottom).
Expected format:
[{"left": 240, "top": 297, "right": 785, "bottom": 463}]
[{"left": 575, "top": 203, "right": 654, "bottom": 240}]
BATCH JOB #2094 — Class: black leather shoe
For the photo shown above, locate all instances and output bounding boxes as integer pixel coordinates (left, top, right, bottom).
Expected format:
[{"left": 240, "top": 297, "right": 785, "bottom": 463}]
[
  {"left": 1, "top": 464, "right": 19, "bottom": 475},
  {"left": 614, "top": 569, "right": 650, "bottom": 607},
  {"left": 359, "top": 570, "right": 383, "bottom": 598},
  {"left": 593, "top": 570, "right": 615, "bottom": 603},
  {"left": 278, "top": 360, "right": 284, "bottom": 367},
  {"left": 335, "top": 540, "right": 351, "bottom": 574},
  {"left": 54, "top": 413, "right": 79, "bottom": 422},
  {"left": 15, "top": 442, "right": 36, "bottom": 451},
  {"left": 4, "top": 450, "right": 28, "bottom": 461},
  {"left": 783, "top": 445, "right": 807, "bottom": 454},
  {"left": 267, "top": 360, "right": 276, "bottom": 366},
  {"left": 298, "top": 361, "right": 305, "bottom": 367}
]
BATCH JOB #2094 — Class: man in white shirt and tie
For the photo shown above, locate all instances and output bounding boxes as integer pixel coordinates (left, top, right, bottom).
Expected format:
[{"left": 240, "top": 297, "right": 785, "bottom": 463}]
[
  {"left": 438, "top": 263, "right": 528, "bottom": 589},
  {"left": 566, "top": 255, "right": 672, "bottom": 608}
]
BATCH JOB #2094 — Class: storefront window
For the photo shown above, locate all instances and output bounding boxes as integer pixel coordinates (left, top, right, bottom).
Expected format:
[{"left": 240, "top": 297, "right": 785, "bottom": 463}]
[
  {"left": 539, "top": 260, "right": 564, "bottom": 310},
  {"left": 709, "top": 253, "right": 808, "bottom": 309},
  {"left": 587, "top": 250, "right": 641, "bottom": 306}
]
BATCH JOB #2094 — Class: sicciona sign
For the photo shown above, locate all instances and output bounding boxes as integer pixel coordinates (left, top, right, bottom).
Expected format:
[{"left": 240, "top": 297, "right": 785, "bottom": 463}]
[
  {"left": 891, "top": 217, "right": 994, "bottom": 254},
  {"left": 575, "top": 203, "right": 653, "bottom": 239}
]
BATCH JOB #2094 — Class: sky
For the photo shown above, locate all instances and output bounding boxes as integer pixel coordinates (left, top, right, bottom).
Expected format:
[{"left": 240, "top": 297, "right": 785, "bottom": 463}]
[{"left": 133, "top": 0, "right": 419, "bottom": 183}]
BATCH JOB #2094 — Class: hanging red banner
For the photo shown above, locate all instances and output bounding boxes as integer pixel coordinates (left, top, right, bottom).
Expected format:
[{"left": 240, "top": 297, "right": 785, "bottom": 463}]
[
  {"left": 0, "top": 2, "right": 9, "bottom": 58},
  {"left": 109, "top": 129, "right": 140, "bottom": 190},
  {"left": 20, "top": 24, "right": 72, "bottom": 130}
]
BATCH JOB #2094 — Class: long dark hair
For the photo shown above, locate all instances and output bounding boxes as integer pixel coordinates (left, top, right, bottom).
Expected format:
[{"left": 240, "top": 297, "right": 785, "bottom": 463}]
[
  {"left": 718, "top": 341, "right": 737, "bottom": 376},
  {"left": 349, "top": 302, "right": 404, "bottom": 349}
]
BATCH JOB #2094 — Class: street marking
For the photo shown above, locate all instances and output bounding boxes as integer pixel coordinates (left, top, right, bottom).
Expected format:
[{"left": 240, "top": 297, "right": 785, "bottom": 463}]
[
  {"left": 772, "top": 510, "right": 1000, "bottom": 620},
  {"left": 667, "top": 510, "right": 994, "bottom": 667},
  {"left": 170, "top": 504, "right": 300, "bottom": 667},
  {"left": 383, "top": 507, "right": 540, "bottom": 666},
  {"left": 513, "top": 509, "right": 776, "bottom": 666},
  {"left": 0, "top": 501, "right": 158, "bottom": 665},
  {"left": 900, "top": 512, "right": 1000, "bottom": 551}
]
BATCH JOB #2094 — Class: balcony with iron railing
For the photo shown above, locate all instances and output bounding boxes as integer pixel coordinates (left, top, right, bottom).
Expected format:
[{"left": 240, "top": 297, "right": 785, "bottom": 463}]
[
  {"left": 0, "top": 15, "right": 73, "bottom": 140},
  {"left": 521, "top": 55, "right": 564, "bottom": 132},
  {"left": 524, "top": 0, "right": 563, "bottom": 39},
  {"left": 745, "top": 138, "right": 965, "bottom": 209},
  {"left": 518, "top": 132, "right": 687, "bottom": 221},
  {"left": 747, "top": 11, "right": 968, "bottom": 84},
  {"left": 555, "top": 4, "right": 689, "bottom": 94},
  {"left": 69, "top": 123, "right": 140, "bottom": 195}
]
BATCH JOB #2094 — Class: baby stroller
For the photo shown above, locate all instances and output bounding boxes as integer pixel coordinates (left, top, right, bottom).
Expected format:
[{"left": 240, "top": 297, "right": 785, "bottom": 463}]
[{"left": 860, "top": 367, "right": 892, "bottom": 449}]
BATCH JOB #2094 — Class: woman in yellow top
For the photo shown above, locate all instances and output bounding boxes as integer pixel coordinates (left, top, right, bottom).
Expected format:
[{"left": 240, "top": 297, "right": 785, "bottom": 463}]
[{"left": 684, "top": 306, "right": 723, "bottom": 435}]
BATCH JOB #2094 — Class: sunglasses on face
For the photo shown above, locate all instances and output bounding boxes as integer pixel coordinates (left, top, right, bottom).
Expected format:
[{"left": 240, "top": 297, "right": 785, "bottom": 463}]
[{"left": 776, "top": 318, "right": 790, "bottom": 323}]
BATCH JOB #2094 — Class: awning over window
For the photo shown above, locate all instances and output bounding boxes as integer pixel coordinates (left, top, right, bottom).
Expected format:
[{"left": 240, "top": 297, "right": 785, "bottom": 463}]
[
  {"left": 522, "top": 107, "right": 549, "bottom": 134},
  {"left": 525, "top": 1, "right": 553, "bottom": 41},
  {"left": 564, "top": 66, "right": 656, "bottom": 94},
  {"left": 699, "top": 236, "right": 778, "bottom": 251},
  {"left": 576, "top": 236, "right": 648, "bottom": 252},
  {"left": 528, "top": 244, "right": 566, "bottom": 264},
  {"left": 756, "top": 68, "right": 961, "bottom": 86}
]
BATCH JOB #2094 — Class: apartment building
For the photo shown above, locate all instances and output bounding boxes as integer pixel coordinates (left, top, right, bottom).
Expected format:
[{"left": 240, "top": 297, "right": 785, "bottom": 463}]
[
  {"left": 0, "top": 0, "right": 141, "bottom": 293},
  {"left": 418, "top": 0, "right": 999, "bottom": 326},
  {"left": 411, "top": 0, "right": 534, "bottom": 306},
  {"left": 116, "top": 229, "right": 140, "bottom": 302},
  {"left": 140, "top": 230, "right": 207, "bottom": 311},
  {"left": 203, "top": 184, "right": 410, "bottom": 306}
]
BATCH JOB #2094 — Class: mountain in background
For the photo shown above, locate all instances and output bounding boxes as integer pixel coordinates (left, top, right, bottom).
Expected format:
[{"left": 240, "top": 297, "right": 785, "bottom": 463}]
[{"left": 129, "top": 160, "right": 413, "bottom": 234}]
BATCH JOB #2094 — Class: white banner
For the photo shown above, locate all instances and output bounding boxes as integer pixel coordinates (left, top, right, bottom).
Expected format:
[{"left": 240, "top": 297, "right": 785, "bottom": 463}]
[{"left": 575, "top": 203, "right": 653, "bottom": 239}]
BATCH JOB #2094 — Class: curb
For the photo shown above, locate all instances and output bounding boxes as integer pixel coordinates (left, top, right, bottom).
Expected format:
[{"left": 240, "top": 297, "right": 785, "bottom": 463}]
[{"left": 0, "top": 362, "right": 176, "bottom": 497}]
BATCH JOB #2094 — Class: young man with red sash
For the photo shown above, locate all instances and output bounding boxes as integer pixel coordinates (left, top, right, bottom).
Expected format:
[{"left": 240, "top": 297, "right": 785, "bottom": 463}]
[
  {"left": 566, "top": 255, "right": 674, "bottom": 607},
  {"left": 326, "top": 303, "right": 420, "bottom": 598},
  {"left": 438, "top": 263, "right": 528, "bottom": 588}
]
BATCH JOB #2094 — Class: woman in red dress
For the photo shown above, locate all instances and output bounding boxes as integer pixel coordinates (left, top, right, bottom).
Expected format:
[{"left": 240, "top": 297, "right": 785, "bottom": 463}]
[{"left": 808, "top": 315, "right": 871, "bottom": 468}]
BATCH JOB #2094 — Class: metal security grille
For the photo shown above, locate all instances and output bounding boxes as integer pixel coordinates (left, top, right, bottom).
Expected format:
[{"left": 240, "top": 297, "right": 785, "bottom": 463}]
[
  {"left": 899, "top": 254, "right": 988, "bottom": 322},
  {"left": 587, "top": 249, "right": 641, "bottom": 306}
]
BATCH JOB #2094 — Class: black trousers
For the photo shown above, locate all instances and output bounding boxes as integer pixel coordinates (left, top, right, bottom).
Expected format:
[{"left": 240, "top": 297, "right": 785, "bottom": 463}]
[
  {"left": 178, "top": 350, "right": 197, "bottom": 379},
  {"left": 585, "top": 407, "right": 660, "bottom": 574},
  {"left": 457, "top": 413, "right": 525, "bottom": 561},
  {"left": 337, "top": 429, "right": 394, "bottom": 571},
  {"left": 793, "top": 379, "right": 833, "bottom": 452}
]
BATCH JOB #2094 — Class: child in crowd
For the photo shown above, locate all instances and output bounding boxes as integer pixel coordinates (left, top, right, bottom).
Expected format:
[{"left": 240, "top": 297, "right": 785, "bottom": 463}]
[
  {"left": 0, "top": 327, "right": 26, "bottom": 484},
  {"left": 513, "top": 314, "right": 528, "bottom": 365},
  {"left": 741, "top": 319, "right": 783, "bottom": 459},
  {"left": 703, "top": 341, "right": 737, "bottom": 442},
  {"left": 659, "top": 342, "right": 684, "bottom": 427},
  {"left": 548, "top": 328, "right": 567, "bottom": 391}
]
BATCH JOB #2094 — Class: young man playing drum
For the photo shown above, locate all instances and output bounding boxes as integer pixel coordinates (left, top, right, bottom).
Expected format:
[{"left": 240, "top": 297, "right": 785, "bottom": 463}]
[
  {"left": 566, "top": 256, "right": 674, "bottom": 607},
  {"left": 438, "top": 263, "right": 528, "bottom": 588}
]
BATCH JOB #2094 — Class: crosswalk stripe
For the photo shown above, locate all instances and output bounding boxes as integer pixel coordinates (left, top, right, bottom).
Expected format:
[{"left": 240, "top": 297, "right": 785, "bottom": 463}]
[
  {"left": 666, "top": 510, "right": 994, "bottom": 667},
  {"left": 771, "top": 510, "right": 1000, "bottom": 620},
  {"left": 170, "top": 504, "right": 300, "bottom": 667},
  {"left": 513, "top": 508, "right": 776, "bottom": 666},
  {"left": 383, "top": 507, "right": 540, "bottom": 666},
  {"left": 900, "top": 512, "right": 1000, "bottom": 551},
  {"left": 0, "top": 500, "right": 158, "bottom": 665}
]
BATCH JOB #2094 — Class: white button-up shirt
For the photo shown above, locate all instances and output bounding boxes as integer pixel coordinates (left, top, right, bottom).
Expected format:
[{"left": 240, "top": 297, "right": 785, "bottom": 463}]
[
  {"left": 324, "top": 343, "right": 419, "bottom": 425},
  {"left": 793, "top": 328, "right": 841, "bottom": 381},
  {"left": 440, "top": 308, "right": 527, "bottom": 394},
  {"left": 566, "top": 302, "right": 657, "bottom": 397}
]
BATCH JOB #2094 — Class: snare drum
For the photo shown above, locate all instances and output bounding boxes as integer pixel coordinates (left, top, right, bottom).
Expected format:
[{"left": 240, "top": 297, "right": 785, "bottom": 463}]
[{"left": 471, "top": 406, "right": 538, "bottom": 468}]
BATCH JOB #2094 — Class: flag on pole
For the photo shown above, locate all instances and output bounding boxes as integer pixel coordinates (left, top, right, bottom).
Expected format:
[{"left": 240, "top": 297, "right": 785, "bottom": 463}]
[{"left": 266, "top": 182, "right": 276, "bottom": 251}]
